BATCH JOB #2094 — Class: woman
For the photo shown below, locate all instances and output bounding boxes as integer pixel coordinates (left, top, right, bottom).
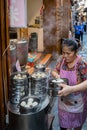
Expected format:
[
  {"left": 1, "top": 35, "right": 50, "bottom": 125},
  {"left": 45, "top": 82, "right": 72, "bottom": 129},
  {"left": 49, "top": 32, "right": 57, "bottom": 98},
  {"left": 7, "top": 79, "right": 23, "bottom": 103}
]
[
  {"left": 52, "top": 38, "right": 87, "bottom": 130},
  {"left": 58, "top": 80, "right": 87, "bottom": 96}
]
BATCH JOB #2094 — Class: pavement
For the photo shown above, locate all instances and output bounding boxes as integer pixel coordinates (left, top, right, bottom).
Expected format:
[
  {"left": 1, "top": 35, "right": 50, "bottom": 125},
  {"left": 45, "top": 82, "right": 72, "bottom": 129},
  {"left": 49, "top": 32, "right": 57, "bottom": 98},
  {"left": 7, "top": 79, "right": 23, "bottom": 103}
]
[{"left": 50, "top": 33, "right": 87, "bottom": 130}]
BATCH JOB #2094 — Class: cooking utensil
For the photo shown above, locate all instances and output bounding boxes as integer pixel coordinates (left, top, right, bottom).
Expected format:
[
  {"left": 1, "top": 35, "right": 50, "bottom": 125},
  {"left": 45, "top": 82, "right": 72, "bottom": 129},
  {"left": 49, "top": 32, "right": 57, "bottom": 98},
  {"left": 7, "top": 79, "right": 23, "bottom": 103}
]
[
  {"left": 47, "top": 78, "right": 68, "bottom": 97},
  {"left": 31, "top": 71, "right": 47, "bottom": 100},
  {"left": 34, "top": 64, "right": 46, "bottom": 72}
]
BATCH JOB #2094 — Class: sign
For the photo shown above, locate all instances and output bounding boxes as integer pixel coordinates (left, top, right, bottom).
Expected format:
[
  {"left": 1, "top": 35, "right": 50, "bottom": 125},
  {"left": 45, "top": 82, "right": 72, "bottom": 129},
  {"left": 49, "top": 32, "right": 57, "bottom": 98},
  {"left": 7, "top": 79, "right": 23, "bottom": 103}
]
[{"left": 8, "top": 0, "right": 27, "bottom": 28}]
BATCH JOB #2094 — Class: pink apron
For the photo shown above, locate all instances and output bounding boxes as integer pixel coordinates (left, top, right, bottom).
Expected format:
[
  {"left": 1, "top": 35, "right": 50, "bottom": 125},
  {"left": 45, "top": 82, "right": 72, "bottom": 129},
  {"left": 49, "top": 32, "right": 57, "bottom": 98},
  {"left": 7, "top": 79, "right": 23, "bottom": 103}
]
[
  {"left": 58, "top": 56, "right": 86, "bottom": 128},
  {"left": 59, "top": 56, "right": 84, "bottom": 113}
]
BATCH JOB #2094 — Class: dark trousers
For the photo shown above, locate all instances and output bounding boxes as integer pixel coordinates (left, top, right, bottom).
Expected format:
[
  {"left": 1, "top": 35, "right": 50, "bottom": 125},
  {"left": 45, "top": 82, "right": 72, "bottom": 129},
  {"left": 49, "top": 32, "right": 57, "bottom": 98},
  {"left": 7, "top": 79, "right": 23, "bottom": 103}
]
[
  {"left": 80, "top": 31, "right": 83, "bottom": 42},
  {"left": 75, "top": 34, "right": 80, "bottom": 41}
]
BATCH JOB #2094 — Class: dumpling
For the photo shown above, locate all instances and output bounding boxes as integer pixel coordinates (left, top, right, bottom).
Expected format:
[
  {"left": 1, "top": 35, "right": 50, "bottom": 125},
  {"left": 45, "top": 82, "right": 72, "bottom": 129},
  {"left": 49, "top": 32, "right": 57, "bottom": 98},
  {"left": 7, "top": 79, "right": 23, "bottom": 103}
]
[
  {"left": 32, "top": 101, "right": 38, "bottom": 107},
  {"left": 28, "top": 98, "right": 34, "bottom": 102},
  {"left": 21, "top": 101, "right": 26, "bottom": 106}
]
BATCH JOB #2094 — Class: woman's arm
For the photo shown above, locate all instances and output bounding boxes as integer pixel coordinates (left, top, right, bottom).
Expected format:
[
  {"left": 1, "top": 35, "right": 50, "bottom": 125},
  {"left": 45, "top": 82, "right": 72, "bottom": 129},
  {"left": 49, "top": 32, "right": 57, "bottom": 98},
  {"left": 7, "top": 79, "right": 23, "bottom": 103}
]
[
  {"left": 51, "top": 69, "right": 60, "bottom": 78},
  {"left": 51, "top": 57, "right": 62, "bottom": 78},
  {"left": 58, "top": 80, "right": 87, "bottom": 96}
]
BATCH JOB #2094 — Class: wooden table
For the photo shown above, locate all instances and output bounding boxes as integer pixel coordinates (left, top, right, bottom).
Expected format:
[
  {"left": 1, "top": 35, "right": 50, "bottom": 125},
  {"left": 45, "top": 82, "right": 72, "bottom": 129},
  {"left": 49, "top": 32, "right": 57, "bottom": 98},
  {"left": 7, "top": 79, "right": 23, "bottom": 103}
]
[{"left": 26, "top": 53, "right": 52, "bottom": 75}]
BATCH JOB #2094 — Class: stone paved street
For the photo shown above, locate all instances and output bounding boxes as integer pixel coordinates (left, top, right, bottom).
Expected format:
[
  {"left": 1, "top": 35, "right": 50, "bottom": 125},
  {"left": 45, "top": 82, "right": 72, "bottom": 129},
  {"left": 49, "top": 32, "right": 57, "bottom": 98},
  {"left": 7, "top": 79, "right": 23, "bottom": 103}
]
[{"left": 50, "top": 33, "right": 87, "bottom": 130}]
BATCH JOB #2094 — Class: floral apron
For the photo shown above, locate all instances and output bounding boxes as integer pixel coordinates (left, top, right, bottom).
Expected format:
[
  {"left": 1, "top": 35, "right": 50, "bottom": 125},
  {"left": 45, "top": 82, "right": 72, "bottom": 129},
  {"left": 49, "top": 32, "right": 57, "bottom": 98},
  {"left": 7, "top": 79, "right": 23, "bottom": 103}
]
[{"left": 58, "top": 56, "right": 86, "bottom": 128}]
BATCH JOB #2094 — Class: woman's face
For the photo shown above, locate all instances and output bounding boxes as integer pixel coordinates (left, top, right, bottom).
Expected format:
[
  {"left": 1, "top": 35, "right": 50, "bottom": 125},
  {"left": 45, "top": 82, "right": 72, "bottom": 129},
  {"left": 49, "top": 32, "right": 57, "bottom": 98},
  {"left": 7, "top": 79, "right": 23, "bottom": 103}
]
[{"left": 62, "top": 45, "right": 76, "bottom": 63}]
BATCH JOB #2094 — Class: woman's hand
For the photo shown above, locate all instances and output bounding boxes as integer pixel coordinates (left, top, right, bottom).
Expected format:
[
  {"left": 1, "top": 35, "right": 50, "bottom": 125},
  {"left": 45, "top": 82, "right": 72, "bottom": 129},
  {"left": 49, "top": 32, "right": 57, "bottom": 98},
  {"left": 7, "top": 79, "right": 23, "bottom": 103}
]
[
  {"left": 51, "top": 70, "right": 60, "bottom": 79},
  {"left": 58, "top": 84, "right": 73, "bottom": 96}
]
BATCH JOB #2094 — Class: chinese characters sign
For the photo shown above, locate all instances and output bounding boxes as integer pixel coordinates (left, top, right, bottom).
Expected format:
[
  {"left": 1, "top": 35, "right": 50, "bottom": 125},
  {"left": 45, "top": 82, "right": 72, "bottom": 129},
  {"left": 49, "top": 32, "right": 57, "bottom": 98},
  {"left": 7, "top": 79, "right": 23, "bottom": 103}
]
[{"left": 8, "top": 0, "right": 27, "bottom": 27}]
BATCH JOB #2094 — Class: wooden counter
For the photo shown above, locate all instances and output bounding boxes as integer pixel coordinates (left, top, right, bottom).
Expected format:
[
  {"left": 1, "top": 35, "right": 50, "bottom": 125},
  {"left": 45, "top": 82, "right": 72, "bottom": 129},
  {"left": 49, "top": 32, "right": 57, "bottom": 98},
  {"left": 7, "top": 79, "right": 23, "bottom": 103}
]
[{"left": 26, "top": 53, "right": 52, "bottom": 75}]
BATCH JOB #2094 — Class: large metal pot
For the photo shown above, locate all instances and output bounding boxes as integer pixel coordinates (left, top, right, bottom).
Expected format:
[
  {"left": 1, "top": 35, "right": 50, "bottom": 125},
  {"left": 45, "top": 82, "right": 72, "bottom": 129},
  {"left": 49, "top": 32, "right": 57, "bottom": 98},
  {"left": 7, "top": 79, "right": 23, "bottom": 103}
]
[
  {"left": 8, "top": 96, "right": 50, "bottom": 130},
  {"left": 10, "top": 43, "right": 17, "bottom": 73},
  {"left": 15, "top": 39, "right": 28, "bottom": 67}
]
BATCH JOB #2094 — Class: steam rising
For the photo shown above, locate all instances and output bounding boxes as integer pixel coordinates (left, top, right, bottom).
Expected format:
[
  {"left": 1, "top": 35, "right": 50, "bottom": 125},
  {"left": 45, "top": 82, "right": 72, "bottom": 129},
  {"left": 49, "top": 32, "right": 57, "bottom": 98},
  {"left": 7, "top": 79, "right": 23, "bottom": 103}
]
[{"left": 43, "top": 7, "right": 57, "bottom": 46}]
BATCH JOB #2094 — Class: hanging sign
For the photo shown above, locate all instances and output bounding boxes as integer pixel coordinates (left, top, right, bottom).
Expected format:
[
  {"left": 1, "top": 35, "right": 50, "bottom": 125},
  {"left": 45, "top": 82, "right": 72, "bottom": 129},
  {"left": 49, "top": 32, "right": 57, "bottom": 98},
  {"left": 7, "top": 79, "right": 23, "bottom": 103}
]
[{"left": 8, "top": 0, "right": 27, "bottom": 28}]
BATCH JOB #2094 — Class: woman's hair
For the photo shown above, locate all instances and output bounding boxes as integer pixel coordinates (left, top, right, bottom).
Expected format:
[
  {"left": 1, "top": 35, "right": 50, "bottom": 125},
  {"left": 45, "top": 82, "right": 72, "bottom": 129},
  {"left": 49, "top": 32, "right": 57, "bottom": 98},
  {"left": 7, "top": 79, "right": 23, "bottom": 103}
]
[{"left": 62, "top": 38, "right": 81, "bottom": 51}]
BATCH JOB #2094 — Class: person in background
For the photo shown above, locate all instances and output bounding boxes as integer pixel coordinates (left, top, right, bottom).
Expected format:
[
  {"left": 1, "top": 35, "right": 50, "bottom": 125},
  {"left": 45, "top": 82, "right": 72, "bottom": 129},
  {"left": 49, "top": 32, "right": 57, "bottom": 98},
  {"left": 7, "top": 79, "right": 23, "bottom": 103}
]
[
  {"left": 79, "top": 22, "right": 84, "bottom": 43},
  {"left": 58, "top": 80, "right": 87, "bottom": 96},
  {"left": 83, "top": 21, "right": 86, "bottom": 32},
  {"left": 74, "top": 22, "right": 80, "bottom": 41},
  {"left": 52, "top": 38, "right": 87, "bottom": 130}
]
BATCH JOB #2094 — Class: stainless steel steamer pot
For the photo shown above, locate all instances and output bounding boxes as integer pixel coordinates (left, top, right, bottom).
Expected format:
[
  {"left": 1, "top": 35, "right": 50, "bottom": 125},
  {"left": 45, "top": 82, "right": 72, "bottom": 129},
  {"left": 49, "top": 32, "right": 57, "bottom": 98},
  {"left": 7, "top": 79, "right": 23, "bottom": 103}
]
[
  {"left": 47, "top": 78, "right": 68, "bottom": 97},
  {"left": 8, "top": 95, "right": 50, "bottom": 130},
  {"left": 31, "top": 71, "right": 48, "bottom": 100},
  {"left": 10, "top": 72, "right": 29, "bottom": 104},
  {"left": 34, "top": 64, "right": 46, "bottom": 72}
]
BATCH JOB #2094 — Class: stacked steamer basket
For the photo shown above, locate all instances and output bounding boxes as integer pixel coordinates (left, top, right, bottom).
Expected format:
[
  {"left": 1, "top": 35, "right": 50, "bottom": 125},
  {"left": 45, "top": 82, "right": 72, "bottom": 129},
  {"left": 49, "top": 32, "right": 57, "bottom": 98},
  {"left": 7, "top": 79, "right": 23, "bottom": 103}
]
[
  {"left": 9, "top": 72, "right": 29, "bottom": 111},
  {"left": 31, "top": 71, "right": 47, "bottom": 101}
]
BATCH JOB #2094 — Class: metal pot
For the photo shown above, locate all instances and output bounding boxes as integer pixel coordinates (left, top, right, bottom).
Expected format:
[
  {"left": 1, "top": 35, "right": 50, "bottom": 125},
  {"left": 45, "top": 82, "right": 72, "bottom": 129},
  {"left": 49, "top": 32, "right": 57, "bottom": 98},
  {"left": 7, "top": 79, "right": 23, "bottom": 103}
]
[
  {"left": 47, "top": 87, "right": 61, "bottom": 97},
  {"left": 15, "top": 39, "right": 28, "bottom": 67},
  {"left": 10, "top": 42, "right": 17, "bottom": 73},
  {"left": 8, "top": 96, "right": 50, "bottom": 130},
  {"left": 19, "top": 96, "right": 41, "bottom": 114},
  {"left": 34, "top": 64, "right": 46, "bottom": 72},
  {"left": 29, "top": 33, "right": 37, "bottom": 52},
  {"left": 31, "top": 71, "right": 47, "bottom": 100},
  {"left": 10, "top": 73, "right": 29, "bottom": 104},
  {"left": 47, "top": 78, "right": 68, "bottom": 97}
]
